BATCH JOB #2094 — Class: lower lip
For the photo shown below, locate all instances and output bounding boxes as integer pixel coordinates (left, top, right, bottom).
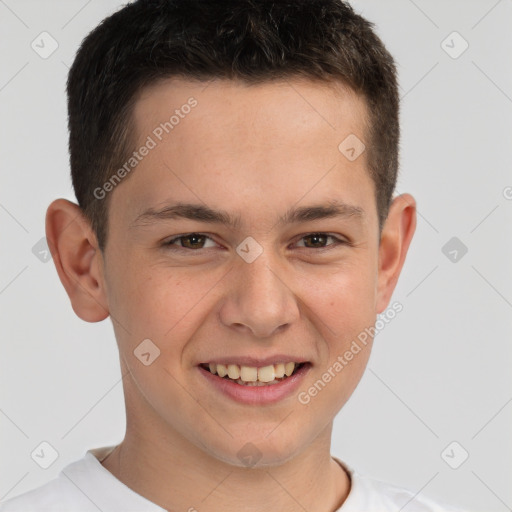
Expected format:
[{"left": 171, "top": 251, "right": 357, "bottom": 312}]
[{"left": 197, "top": 363, "right": 311, "bottom": 405}]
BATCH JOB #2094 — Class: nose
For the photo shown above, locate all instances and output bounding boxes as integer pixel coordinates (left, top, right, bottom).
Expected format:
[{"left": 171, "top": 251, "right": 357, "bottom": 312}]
[{"left": 218, "top": 249, "right": 300, "bottom": 339}]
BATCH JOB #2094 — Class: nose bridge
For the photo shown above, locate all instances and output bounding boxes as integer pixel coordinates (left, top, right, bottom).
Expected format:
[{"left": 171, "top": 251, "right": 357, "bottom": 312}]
[
  {"left": 244, "top": 247, "right": 286, "bottom": 297},
  {"left": 220, "top": 239, "right": 299, "bottom": 338}
]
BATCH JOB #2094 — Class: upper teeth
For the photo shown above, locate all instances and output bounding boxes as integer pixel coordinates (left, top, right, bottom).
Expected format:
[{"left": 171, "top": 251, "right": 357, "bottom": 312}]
[{"left": 207, "top": 362, "right": 297, "bottom": 382}]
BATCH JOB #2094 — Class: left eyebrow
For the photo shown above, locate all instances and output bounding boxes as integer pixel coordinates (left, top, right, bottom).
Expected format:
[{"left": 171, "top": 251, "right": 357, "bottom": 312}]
[{"left": 130, "top": 199, "right": 365, "bottom": 230}]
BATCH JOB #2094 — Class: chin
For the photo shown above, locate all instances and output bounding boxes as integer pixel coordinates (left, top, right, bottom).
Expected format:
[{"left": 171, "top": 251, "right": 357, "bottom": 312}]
[{"left": 204, "top": 431, "right": 308, "bottom": 469}]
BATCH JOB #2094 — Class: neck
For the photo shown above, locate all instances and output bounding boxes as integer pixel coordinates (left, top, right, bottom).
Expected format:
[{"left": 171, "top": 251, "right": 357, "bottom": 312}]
[{"left": 101, "top": 369, "right": 351, "bottom": 512}]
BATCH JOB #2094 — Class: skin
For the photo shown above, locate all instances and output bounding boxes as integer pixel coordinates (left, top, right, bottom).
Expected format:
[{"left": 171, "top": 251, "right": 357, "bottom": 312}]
[{"left": 46, "top": 78, "right": 416, "bottom": 512}]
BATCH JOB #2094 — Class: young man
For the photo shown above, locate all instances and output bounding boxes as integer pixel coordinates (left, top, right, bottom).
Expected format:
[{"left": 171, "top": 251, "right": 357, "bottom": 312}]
[{"left": 0, "top": 0, "right": 466, "bottom": 510}]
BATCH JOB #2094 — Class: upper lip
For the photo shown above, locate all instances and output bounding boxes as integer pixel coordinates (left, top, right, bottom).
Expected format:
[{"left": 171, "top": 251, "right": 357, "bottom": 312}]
[{"left": 199, "top": 355, "right": 310, "bottom": 367}]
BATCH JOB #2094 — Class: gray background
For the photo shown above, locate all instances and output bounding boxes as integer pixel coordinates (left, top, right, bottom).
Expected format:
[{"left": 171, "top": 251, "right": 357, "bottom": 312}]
[{"left": 1, "top": 1, "right": 511, "bottom": 510}]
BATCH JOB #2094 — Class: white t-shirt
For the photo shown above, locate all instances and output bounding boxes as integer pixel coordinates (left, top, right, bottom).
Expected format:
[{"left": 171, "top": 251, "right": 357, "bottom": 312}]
[{"left": 0, "top": 445, "right": 465, "bottom": 511}]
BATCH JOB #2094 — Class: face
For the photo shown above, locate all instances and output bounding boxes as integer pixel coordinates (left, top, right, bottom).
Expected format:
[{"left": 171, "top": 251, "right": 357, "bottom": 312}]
[{"left": 96, "top": 78, "right": 394, "bottom": 466}]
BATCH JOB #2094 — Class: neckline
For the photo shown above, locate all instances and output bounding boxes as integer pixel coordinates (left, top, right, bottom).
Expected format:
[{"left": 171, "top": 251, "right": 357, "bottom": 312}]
[{"left": 86, "top": 446, "right": 358, "bottom": 511}]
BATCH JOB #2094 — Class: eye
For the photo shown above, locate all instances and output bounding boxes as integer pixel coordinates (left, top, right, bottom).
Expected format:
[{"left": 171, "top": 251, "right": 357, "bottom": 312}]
[
  {"left": 295, "top": 233, "right": 346, "bottom": 250},
  {"left": 164, "top": 233, "right": 217, "bottom": 250},
  {"left": 163, "top": 232, "right": 348, "bottom": 252}
]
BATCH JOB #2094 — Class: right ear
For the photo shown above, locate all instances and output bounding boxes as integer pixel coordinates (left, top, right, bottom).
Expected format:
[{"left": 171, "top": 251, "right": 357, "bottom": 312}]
[{"left": 45, "top": 199, "right": 110, "bottom": 322}]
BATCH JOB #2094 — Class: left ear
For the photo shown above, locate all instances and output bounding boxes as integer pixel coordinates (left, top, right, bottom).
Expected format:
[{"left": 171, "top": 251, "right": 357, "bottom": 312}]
[{"left": 375, "top": 193, "right": 417, "bottom": 314}]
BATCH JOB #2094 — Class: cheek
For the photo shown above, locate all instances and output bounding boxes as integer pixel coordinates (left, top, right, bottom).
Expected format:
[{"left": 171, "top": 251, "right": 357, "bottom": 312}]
[
  {"left": 299, "top": 258, "right": 377, "bottom": 339},
  {"left": 107, "top": 258, "right": 223, "bottom": 354},
  {"left": 297, "top": 260, "right": 376, "bottom": 401}
]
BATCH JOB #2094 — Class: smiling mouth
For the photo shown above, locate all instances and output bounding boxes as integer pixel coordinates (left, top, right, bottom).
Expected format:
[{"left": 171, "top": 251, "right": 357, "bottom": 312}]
[{"left": 199, "top": 362, "right": 308, "bottom": 386}]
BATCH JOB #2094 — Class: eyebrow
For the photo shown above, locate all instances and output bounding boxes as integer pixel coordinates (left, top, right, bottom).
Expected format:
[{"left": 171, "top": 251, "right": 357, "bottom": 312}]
[{"left": 131, "top": 199, "right": 364, "bottom": 230}]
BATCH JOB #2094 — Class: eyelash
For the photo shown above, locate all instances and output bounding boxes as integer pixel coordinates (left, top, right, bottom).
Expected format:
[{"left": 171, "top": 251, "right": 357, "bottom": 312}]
[{"left": 163, "top": 233, "right": 349, "bottom": 253}]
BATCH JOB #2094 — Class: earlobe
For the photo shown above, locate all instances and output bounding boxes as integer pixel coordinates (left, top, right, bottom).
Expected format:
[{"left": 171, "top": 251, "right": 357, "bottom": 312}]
[
  {"left": 375, "top": 193, "right": 417, "bottom": 314},
  {"left": 45, "top": 199, "right": 110, "bottom": 322}
]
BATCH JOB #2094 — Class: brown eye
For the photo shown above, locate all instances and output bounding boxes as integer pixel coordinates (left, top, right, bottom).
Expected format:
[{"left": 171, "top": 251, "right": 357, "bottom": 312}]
[
  {"left": 165, "top": 233, "right": 216, "bottom": 250},
  {"left": 302, "top": 233, "right": 329, "bottom": 248},
  {"left": 296, "top": 233, "right": 346, "bottom": 249}
]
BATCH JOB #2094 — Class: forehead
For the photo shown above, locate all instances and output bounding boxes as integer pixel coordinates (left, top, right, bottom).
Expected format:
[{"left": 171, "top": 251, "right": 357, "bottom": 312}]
[
  {"left": 133, "top": 77, "right": 368, "bottom": 146},
  {"left": 114, "top": 77, "right": 375, "bottom": 232}
]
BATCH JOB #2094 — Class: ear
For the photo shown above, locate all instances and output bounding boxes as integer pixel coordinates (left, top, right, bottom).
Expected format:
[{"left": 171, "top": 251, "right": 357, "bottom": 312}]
[
  {"left": 45, "top": 199, "right": 109, "bottom": 322},
  {"left": 375, "top": 193, "right": 417, "bottom": 314}
]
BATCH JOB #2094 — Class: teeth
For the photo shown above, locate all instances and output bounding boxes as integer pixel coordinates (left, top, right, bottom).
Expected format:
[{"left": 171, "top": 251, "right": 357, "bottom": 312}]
[
  {"left": 258, "top": 365, "right": 275, "bottom": 382},
  {"left": 274, "top": 363, "right": 285, "bottom": 378},
  {"left": 216, "top": 363, "right": 228, "bottom": 377},
  {"left": 235, "top": 378, "right": 281, "bottom": 386},
  {"left": 204, "top": 362, "right": 301, "bottom": 383},
  {"left": 240, "top": 365, "right": 258, "bottom": 382},
  {"left": 284, "top": 362, "right": 295, "bottom": 376},
  {"left": 227, "top": 364, "right": 240, "bottom": 380}
]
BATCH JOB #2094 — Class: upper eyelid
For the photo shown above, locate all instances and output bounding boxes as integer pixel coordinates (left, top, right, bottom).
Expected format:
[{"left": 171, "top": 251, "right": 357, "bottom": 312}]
[{"left": 164, "top": 232, "right": 348, "bottom": 248}]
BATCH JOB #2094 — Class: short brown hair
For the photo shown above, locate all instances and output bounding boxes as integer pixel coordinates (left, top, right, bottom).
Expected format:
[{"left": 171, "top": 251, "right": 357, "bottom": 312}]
[{"left": 67, "top": 0, "right": 400, "bottom": 250}]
